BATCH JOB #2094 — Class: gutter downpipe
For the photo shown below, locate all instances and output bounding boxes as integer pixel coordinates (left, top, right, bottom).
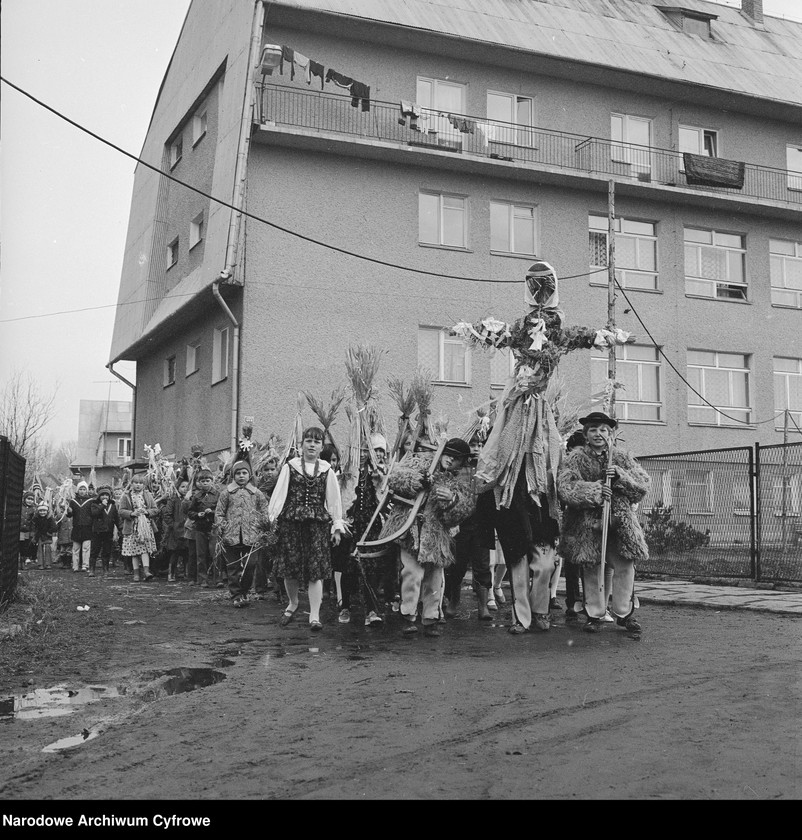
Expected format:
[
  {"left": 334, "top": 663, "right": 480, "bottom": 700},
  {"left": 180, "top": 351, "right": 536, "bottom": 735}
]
[
  {"left": 213, "top": 0, "right": 265, "bottom": 455},
  {"left": 106, "top": 363, "right": 136, "bottom": 459}
]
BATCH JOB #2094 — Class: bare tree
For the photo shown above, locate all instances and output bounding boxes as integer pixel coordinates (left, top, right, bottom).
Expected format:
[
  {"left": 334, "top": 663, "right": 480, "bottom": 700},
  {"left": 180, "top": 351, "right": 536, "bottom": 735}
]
[{"left": 0, "top": 371, "right": 58, "bottom": 481}]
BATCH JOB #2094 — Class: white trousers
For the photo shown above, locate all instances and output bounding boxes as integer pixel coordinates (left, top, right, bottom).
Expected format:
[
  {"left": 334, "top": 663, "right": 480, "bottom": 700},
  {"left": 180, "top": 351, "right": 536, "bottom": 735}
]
[
  {"left": 582, "top": 542, "right": 635, "bottom": 619},
  {"left": 72, "top": 540, "right": 91, "bottom": 571},
  {"left": 509, "top": 543, "right": 558, "bottom": 629},
  {"left": 400, "top": 548, "right": 444, "bottom": 624}
]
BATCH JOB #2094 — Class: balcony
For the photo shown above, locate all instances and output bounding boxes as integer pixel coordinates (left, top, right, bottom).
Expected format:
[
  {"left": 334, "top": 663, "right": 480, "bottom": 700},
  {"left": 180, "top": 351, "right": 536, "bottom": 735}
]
[{"left": 254, "top": 84, "right": 801, "bottom": 212}]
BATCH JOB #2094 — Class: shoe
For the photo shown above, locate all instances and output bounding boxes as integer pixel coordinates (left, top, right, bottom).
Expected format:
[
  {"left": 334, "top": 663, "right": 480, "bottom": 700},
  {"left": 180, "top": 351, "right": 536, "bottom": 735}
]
[
  {"left": 338, "top": 608, "right": 351, "bottom": 624},
  {"left": 423, "top": 624, "right": 441, "bottom": 638},
  {"left": 232, "top": 595, "right": 249, "bottom": 608},
  {"left": 486, "top": 594, "right": 498, "bottom": 612},
  {"left": 143, "top": 571, "right": 154, "bottom": 582},
  {"left": 167, "top": 574, "right": 175, "bottom": 582},
  {"left": 507, "top": 623, "right": 526, "bottom": 635},
  {"left": 87, "top": 571, "right": 95, "bottom": 577},
  {"left": 391, "top": 597, "right": 400, "bottom": 613},
  {"left": 532, "top": 613, "right": 550, "bottom": 631},
  {"left": 279, "top": 608, "right": 297, "bottom": 627},
  {"left": 309, "top": 620, "right": 323, "bottom": 632},
  {"left": 216, "top": 582, "right": 225, "bottom": 589},
  {"left": 253, "top": 593, "right": 266, "bottom": 601},
  {"left": 132, "top": 569, "right": 142, "bottom": 582},
  {"left": 72, "top": 569, "right": 80, "bottom": 574},
  {"left": 549, "top": 597, "right": 562, "bottom": 612},
  {"left": 565, "top": 610, "right": 579, "bottom": 623},
  {"left": 475, "top": 586, "right": 493, "bottom": 621},
  {"left": 402, "top": 622, "right": 418, "bottom": 636},
  {"left": 583, "top": 618, "right": 603, "bottom": 633},
  {"left": 365, "top": 610, "right": 383, "bottom": 627},
  {"left": 444, "top": 600, "right": 458, "bottom": 619},
  {"left": 616, "top": 614, "right": 642, "bottom": 632},
  {"left": 493, "top": 586, "right": 506, "bottom": 604}
]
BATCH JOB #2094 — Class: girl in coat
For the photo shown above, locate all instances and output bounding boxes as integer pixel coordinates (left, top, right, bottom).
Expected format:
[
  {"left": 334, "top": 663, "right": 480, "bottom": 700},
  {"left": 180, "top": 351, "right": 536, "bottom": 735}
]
[
  {"left": 118, "top": 473, "right": 159, "bottom": 582},
  {"left": 268, "top": 427, "right": 347, "bottom": 631}
]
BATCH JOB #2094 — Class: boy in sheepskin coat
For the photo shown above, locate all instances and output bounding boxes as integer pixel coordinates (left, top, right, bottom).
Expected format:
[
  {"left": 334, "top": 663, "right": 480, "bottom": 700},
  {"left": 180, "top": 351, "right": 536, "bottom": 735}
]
[
  {"left": 378, "top": 437, "right": 475, "bottom": 638},
  {"left": 557, "top": 412, "right": 650, "bottom": 634}
]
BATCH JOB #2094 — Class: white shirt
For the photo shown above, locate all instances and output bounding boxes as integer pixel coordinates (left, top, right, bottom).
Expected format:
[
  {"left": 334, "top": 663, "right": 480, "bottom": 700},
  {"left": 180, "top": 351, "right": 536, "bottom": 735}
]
[{"left": 267, "top": 458, "right": 346, "bottom": 534}]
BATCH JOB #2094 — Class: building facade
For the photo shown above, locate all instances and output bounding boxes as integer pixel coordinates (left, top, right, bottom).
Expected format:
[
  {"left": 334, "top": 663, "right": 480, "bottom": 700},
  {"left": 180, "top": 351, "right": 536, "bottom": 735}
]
[
  {"left": 71, "top": 400, "right": 133, "bottom": 487},
  {"left": 109, "top": 0, "right": 802, "bottom": 464}
]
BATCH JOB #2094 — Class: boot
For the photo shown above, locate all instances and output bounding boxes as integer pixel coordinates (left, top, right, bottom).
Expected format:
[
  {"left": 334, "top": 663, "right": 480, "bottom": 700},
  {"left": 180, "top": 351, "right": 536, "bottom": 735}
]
[
  {"left": 444, "top": 581, "right": 460, "bottom": 618},
  {"left": 475, "top": 586, "right": 493, "bottom": 621}
]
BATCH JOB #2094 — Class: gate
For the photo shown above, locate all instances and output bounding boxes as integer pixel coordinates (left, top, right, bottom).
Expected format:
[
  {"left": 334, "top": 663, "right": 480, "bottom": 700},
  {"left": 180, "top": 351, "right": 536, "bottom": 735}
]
[
  {"left": 0, "top": 435, "right": 26, "bottom": 609},
  {"left": 755, "top": 442, "right": 802, "bottom": 582},
  {"left": 636, "top": 447, "right": 755, "bottom": 580}
]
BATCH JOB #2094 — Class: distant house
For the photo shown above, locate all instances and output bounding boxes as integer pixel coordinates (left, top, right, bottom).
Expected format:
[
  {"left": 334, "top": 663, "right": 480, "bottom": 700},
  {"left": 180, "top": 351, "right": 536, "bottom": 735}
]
[{"left": 71, "top": 400, "right": 133, "bottom": 488}]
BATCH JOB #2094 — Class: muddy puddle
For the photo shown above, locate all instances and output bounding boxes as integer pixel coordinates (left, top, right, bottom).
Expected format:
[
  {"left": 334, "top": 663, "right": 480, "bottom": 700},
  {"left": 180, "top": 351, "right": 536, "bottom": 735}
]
[{"left": 0, "top": 685, "right": 122, "bottom": 721}]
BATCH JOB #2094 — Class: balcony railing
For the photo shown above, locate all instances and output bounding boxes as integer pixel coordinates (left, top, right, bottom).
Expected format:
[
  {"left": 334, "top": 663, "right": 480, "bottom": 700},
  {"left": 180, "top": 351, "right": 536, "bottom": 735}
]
[{"left": 255, "top": 84, "right": 801, "bottom": 207}]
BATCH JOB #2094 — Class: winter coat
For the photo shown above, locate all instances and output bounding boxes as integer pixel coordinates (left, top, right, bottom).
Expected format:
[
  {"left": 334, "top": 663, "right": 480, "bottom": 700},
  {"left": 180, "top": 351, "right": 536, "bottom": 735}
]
[
  {"left": 67, "top": 496, "right": 95, "bottom": 542},
  {"left": 162, "top": 495, "right": 189, "bottom": 550},
  {"left": 90, "top": 500, "right": 119, "bottom": 535},
  {"left": 32, "top": 513, "right": 57, "bottom": 542},
  {"left": 378, "top": 452, "right": 475, "bottom": 568},
  {"left": 56, "top": 513, "right": 73, "bottom": 544},
  {"left": 215, "top": 482, "right": 267, "bottom": 547},
  {"left": 19, "top": 504, "right": 36, "bottom": 539},
  {"left": 187, "top": 487, "right": 220, "bottom": 533},
  {"left": 182, "top": 498, "right": 196, "bottom": 540},
  {"left": 118, "top": 489, "right": 158, "bottom": 536},
  {"left": 557, "top": 445, "right": 650, "bottom": 568}
]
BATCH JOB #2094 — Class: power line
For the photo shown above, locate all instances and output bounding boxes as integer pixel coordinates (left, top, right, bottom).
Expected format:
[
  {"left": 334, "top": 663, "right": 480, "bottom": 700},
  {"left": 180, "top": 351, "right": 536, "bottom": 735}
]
[
  {"left": 0, "top": 292, "right": 202, "bottom": 324},
  {"left": 0, "top": 75, "right": 606, "bottom": 287}
]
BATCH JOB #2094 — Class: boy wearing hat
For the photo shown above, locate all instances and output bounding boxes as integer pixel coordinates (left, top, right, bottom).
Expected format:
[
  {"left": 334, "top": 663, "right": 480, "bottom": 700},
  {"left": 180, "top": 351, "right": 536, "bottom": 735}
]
[
  {"left": 188, "top": 469, "right": 221, "bottom": 587},
  {"left": 557, "top": 412, "right": 650, "bottom": 633},
  {"left": 215, "top": 460, "right": 267, "bottom": 607},
  {"left": 32, "top": 503, "right": 57, "bottom": 569},
  {"left": 378, "top": 437, "right": 475, "bottom": 637},
  {"left": 68, "top": 481, "right": 95, "bottom": 572},
  {"left": 89, "top": 486, "right": 120, "bottom": 577}
]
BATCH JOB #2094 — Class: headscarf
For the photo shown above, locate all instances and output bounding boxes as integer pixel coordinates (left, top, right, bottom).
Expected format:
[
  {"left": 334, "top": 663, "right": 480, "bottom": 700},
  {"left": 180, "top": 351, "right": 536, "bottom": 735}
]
[{"left": 524, "top": 261, "right": 564, "bottom": 326}]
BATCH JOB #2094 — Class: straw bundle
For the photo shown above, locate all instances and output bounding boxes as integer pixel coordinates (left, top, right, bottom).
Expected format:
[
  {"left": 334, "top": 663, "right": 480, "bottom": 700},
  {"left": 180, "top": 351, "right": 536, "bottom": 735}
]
[
  {"left": 303, "top": 386, "right": 346, "bottom": 448},
  {"left": 281, "top": 393, "right": 307, "bottom": 464},
  {"left": 410, "top": 366, "right": 437, "bottom": 444},
  {"left": 345, "top": 344, "right": 386, "bottom": 406}
]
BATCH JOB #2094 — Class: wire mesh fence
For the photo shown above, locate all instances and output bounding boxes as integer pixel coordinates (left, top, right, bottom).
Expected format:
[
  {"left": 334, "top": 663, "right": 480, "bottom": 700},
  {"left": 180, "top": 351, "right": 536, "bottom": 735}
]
[
  {"left": 756, "top": 442, "right": 802, "bottom": 582},
  {"left": 0, "top": 436, "right": 26, "bottom": 610}
]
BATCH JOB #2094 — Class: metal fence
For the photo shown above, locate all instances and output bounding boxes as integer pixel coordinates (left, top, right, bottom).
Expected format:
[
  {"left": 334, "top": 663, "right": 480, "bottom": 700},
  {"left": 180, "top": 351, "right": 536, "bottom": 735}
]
[
  {"left": 637, "top": 443, "right": 802, "bottom": 583},
  {"left": 255, "top": 84, "right": 802, "bottom": 207},
  {"left": 0, "top": 436, "right": 26, "bottom": 610}
]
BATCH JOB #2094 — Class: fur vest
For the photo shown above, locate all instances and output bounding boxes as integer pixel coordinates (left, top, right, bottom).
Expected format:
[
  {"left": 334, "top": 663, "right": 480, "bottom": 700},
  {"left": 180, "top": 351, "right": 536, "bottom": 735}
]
[
  {"left": 378, "top": 452, "right": 475, "bottom": 568},
  {"left": 557, "top": 445, "right": 650, "bottom": 567}
]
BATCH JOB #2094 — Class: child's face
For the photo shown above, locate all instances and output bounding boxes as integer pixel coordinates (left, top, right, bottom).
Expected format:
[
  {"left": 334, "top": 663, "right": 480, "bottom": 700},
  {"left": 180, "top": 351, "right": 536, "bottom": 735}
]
[
  {"left": 374, "top": 448, "right": 387, "bottom": 465},
  {"left": 469, "top": 437, "right": 483, "bottom": 459},
  {"left": 584, "top": 423, "right": 611, "bottom": 449},
  {"left": 234, "top": 468, "right": 250, "bottom": 486},
  {"left": 359, "top": 447, "right": 370, "bottom": 468},
  {"left": 329, "top": 454, "right": 339, "bottom": 471},
  {"left": 402, "top": 437, "right": 414, "bottom": 453},
  {"left": 439, "top": 454, "right": 466, "bottom": 473},
  {"left": 198, "top": 477, "right": 213, "bottom": 491},
  {"left": 263, "top": 461, "right": 278, "bottom": 479},
  {"left": 302, "top": 436, "right": 323, "bottom": 460},
  {"left": 178, "top": 482, "right": 189, "bottom": 495},
  {"left": 24, "top": 497, "right": 34, "bottom": 507},
  {"left": 131, "top": 478, "right": 145, "bottom": 492},
  {"left": 77, "top": 486, "right": 88, "bottom": 498}
]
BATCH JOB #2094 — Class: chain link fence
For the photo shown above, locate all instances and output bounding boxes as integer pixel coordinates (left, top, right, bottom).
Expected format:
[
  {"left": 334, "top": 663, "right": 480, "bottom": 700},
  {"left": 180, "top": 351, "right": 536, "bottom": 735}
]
[
  {"left": 756, "top": 442, "right": 802, "bottom": 582},
  {"left": 1, "top": 436, "right": 26, "bottom": 610}
]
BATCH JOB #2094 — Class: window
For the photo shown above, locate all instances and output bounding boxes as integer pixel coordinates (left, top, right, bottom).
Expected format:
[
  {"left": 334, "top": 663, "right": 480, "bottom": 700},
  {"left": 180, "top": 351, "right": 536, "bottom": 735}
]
[
  {"left": 591, "top": 345, "right": 662, "bottom": 422},
  {"left": 679, "top": 125, "right": 718, "bottom": 160},
  {"left": 684, "top": 227, "right": 746, "bottom": 300},
  {"left": 643, "top": 468, "right": 672, "bottom": 511},
  {"left": 212, "top": 327, "right": 229, "bottom": 384},
  {"left": 773, "top": 474, "right": 802, "bottom": 517},
  {"left": 186, "top": 343, "right": 200, "bottom": 377},
  {"left": 682, "top": 14, "right": 711, "bottom": 38},
  {"left": 169, "top": 136, "right": 183, "bottom": 168},
  {"left": 167, "top": 238, "right": 179, "bottom": 269},
  {"left": 770, "top": 238, "right": 802, "bottom": 308},
  {"left": 417, "top": 77, "right": 466, "bottom": 147},
  {"left": 163, "top": 355, "right": 176, "bottom": 387},
  {"left": 486, "top": 91, "right": 535, "bottom": 147},
  {"left": 687, "top": 350, "right": 751, "bottom": 426},
  {"left": 192, "top": 110, "right": 207, "bottom": 146},
  {"left": 490, "top": 347, "right": 514, "bottom": 388},
  {"left": 189, "top": 213, "right": 204, "bottom": 249},
  {"left": 589, "top": 215, "right": 658, "bottom": 290},
  {"left": 773, "top": 357, "right": 802, "bottom": 430},
  {"left": 491, "top": 201, "right": 537, "bottom": 255},
  {"left": 419, "top": 191, "right": 467, "bottom": 248},
  {"left": 732, "top": 476, "right": 752, "bottom": 516},
  {"left": 611, "top": 113, "right": 652, "bottom": 174},
  {"left": 117, "top": 438, "right": 132, "bottom": 459},
  {"left": 787, "top": 145, "right": 802, "bottom": 191},
  {"left": 686, "top": 469, "right": 713, "bottom": 514},
  {"left": 418, "top": 326, "right": 471, "bottom": 384}
]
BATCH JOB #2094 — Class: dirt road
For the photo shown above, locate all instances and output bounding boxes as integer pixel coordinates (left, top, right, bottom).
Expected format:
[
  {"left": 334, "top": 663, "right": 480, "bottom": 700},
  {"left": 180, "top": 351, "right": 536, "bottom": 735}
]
[{"left": 1, "top": 570, "right": 799, "bottom": 800}]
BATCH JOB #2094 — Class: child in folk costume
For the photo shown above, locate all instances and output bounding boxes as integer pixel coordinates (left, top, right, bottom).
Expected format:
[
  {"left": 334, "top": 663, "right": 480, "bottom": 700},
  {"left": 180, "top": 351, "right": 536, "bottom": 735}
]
[
  {"left": 118, "top": 473, "right": 159, "bottom": 582},
  {"left": 268, "top": 427, "right": 347, "bottom": 631},
  {"left": 215, "top": 460, "right": 268, "bottom": 608},
  {"left": 557, "top": 412, "right": 650, "bottom": 633},
  {"left": 68, "top": 481, "right": 94, "bottom": 573},
  {"left": 32, "top": 503, "right": 57, "bottom": 570},
  {"left": 89, "top": 486, "right": 120, "bottom": 577},
  {"left": 378, "top": 438, "right": 475, "bottom": 638},
  {"left": 163, "top": 479, "right": 190, "bottom": 581}
]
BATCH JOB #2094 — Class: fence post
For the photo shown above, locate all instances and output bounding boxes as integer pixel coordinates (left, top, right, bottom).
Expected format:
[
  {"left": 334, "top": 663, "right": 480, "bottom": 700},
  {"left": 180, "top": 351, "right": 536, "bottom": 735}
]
[{"left": 753, "top": 442, "right": 761, "bottom": 583}]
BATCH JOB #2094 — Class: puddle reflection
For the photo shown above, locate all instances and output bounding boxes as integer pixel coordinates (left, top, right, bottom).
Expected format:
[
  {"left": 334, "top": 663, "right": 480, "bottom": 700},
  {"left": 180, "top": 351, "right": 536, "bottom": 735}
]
[{"left": 0, "top": 685, "right": 121, "bottom": 721}]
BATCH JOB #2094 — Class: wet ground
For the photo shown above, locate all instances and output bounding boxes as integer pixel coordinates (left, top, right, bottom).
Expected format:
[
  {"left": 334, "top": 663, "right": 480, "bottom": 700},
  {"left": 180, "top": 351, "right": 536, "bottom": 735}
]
[{"left": 0, "top": 569, "right": 800, "bottom": 799}]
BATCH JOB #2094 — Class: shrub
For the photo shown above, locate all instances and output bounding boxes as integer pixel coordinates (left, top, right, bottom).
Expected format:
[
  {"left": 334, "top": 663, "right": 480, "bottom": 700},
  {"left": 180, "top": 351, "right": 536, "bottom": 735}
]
[{"left": 644, "top": 503, "right": 711, "bottom": 553}]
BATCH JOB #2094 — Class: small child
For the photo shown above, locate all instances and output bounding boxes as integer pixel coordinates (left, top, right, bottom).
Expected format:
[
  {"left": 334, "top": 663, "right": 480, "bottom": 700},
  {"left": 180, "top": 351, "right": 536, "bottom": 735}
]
[
  {"left": 19, "top": 492, "right": 37, "bottom": 569},
  {"left": 215, "top": 461, "right": 268, "bottom": 607},
  {"left": 378, "top": 438, "right": 475, "bottom": 638},
  {"left": 67, "top": 481, "right": 94, "bottom": 573},
  {"left": 187, "top": 469, "right": 220, "bottom": 587},
  {"left": 255, "top": 455, "right": 282, "bottom": 601},
  {"left": 118, "top": 474, "right": 159, "bottom": 582},
  {"left": 89, "top": 486, "right": 119, "bottom": 577},
  {"left": 31, "top": 504, "right": 57, "bottom": 569},
  {"left": 55, "top": 507, "right": 73, "bottom": 568},
  {"left": 163, "top": 480, "right": 190, "bottom": 581}
]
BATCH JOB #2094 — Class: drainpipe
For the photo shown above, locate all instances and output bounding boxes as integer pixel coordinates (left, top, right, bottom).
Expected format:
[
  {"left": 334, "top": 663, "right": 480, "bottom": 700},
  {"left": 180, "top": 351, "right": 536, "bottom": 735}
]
[
  {"left": 106, "top": 363, "right": 136, "bottom": 461},
  {"left": 214, "top": 0, "right": 265, "bottom": 455}
]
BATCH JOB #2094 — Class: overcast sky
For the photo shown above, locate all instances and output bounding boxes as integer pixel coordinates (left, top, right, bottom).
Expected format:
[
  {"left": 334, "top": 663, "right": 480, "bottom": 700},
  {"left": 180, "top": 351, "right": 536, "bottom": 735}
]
[{"left": 1, "top": 0, "right": 800, "bottom": 449}]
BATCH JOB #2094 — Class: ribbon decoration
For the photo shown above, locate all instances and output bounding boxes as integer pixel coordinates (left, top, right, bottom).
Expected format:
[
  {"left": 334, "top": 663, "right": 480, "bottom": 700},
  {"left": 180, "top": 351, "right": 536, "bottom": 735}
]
[{"left": 528, "top": 318, "right": 548, "bottom": 351}]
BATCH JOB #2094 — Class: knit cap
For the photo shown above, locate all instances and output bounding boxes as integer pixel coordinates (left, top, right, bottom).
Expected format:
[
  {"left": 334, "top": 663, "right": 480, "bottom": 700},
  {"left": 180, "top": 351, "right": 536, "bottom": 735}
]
[{"left": 232, "top": 460, "right": 252, "bottom": 476}]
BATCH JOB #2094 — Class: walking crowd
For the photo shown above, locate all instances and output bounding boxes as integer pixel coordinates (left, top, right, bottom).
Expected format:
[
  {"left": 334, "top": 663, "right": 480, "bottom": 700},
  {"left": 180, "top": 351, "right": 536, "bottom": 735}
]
[{"left": 17, "top": 262, "right": 650, "bottom": 639}]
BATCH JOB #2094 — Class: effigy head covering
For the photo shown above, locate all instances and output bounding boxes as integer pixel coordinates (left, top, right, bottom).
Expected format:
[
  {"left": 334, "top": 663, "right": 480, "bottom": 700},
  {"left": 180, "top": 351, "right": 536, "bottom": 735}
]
[
  {"left": 524, "top": 261, "right": 564, "bottom": 325},
  {"left": 369, "top": 433, "right": 388, "bottom": 453}
]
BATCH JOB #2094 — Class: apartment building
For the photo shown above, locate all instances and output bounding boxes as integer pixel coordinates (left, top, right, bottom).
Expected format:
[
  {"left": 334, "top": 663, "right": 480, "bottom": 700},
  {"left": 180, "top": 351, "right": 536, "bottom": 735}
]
[
  {"left": 109, "top": 0, "right": 802, "bottom": 463},
  {"left": 71, "top": 400, "right": 133, "bottom": 486}
]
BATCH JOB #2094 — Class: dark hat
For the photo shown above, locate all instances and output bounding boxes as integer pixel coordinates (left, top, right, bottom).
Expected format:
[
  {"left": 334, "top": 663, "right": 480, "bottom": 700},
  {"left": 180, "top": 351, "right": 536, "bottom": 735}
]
[
  {"left": 566, "top": 430, "right": 586, "bottom": 451},
  {"left": 443, "top": 438, "right": 471, "bottom": 458},
  {"left": 97, "top": 485, "right": 112, "bottom": 498},
  {"left": 579, "top": 411, "right": 617, "bottom": 429},
  {"left": 23, "top": 491, "right": 35, "bottom": 501}
]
